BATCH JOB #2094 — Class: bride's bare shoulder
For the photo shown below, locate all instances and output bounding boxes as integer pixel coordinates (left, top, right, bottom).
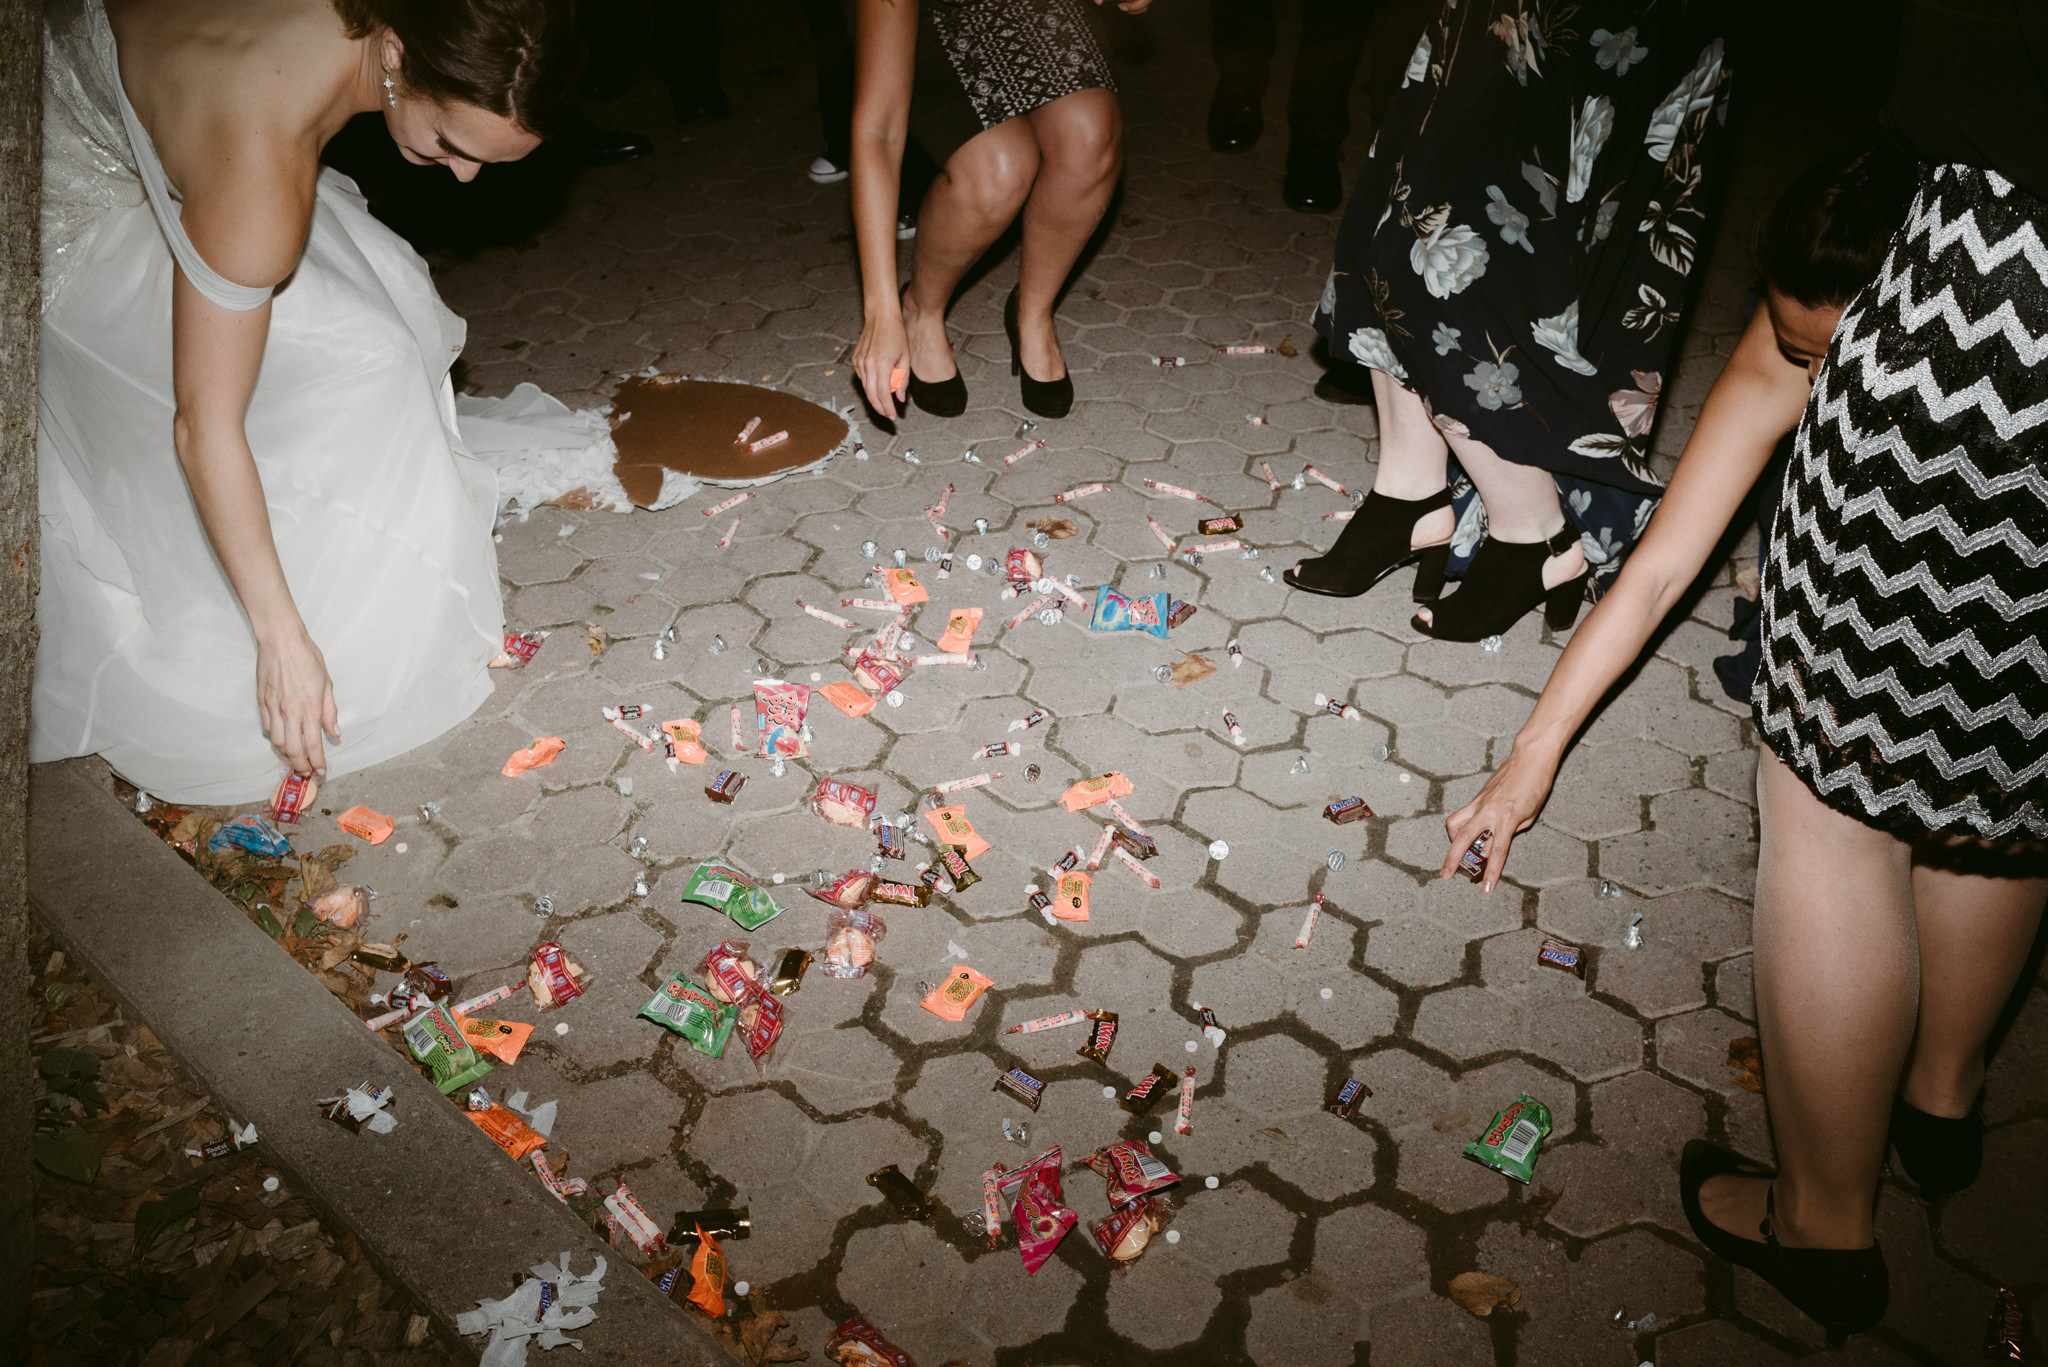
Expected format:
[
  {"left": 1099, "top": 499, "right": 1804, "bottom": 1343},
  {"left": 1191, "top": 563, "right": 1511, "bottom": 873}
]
[{"left": 109, "top": 0, "right": 363, "bottom": 149}]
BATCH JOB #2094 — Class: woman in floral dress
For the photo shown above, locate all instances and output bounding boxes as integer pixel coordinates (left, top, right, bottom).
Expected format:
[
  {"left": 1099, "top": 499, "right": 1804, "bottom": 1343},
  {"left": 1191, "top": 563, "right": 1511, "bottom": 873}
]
[{"left": 1289, "top": 0, "right": 1732, "bottom": 640}]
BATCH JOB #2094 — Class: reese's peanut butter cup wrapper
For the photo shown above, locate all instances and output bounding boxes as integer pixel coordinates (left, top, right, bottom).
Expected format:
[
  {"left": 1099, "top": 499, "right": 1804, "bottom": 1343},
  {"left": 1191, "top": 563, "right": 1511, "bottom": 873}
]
[
  {"left": 466, "top": 1103, "right": 547, "bottom": 1161},
  {"left": 921, "top": 804, "right": 990, "bottom": 860},
  {"left": 921, "top": 964, "right": 993, "bottom": 1021},
  {"left": 687, "top": 1225, "right": 726, "bottom": 1316},
  {"left": 1077, "top": 1010, "right": 1119, "bottom": 1064},
  {"left": 458, "top": 1015, "right": 535, "bottom": 1065},
  {"left": 994, "top": 1066, "right": 1047, "bottom": 1111},
  {"left": 1120, "top": 1064, "right": 1177, "bottom": 1115},
  {"left": 1464, "top": 1094, "right": 1553, "bottom": 1184},
  {"left": 1050, "top": 869, "right": 1092, "bottom": 922}
]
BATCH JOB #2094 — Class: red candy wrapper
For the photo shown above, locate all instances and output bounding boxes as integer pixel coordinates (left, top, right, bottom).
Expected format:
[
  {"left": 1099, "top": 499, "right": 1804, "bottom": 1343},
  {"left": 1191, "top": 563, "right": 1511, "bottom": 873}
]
[
  {"left": 699, "top": 938, "right": 765, "bottom": 1005},
  {"left": 810, "top": 777, "right": 879, "bottom": 827},
  {"left": 270, "top": 770, "right": 318, "bottom": 824},
  {"left": 825, "top": 1316, "right": 916, "bottom": 1367},
  {"left": 527, "top": 940, "right": 589, "bottom": 1010},
  {"left": 489, "top": 629, "right": 548, "bottom": 669},
  {"left": 1088, "top": 1192, "right": 1175, "bottom": 1270},
  {"left": 1002, "top": 1147, "right": 1076, "bottom": 1275},
  {"left": 807, "top": 869, "right": 877, "bottom": 910},
  {"left": 1084, "top": 1139, "right": 1181, "bottom": 1208},
  {"left": 738, "top": 991, "right": 785, "bottom": 1062},
  {"left": 754, "top": 679, "right": 811, "bottom": 758}
]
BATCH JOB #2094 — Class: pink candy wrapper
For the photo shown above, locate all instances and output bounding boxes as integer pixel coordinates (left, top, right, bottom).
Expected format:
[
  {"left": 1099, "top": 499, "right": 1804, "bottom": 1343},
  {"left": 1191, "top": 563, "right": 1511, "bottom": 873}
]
[{"left": 754, "top": 680, "right": 810, "bottom": 758}]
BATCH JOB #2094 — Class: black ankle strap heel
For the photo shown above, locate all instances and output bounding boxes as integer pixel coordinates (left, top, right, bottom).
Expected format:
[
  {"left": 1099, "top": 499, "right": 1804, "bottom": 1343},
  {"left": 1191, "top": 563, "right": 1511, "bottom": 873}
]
[
  {"left": 1412, "top": 521, "right": 1587, "bottom": 641},
  {"left": 1282, "top": 486, "right": 1454, "bottom": 599}
]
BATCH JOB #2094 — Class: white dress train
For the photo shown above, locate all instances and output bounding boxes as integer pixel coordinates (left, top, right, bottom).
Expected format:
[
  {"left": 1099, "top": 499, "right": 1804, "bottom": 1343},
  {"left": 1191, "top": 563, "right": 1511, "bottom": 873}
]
[{"left": 34, "top": 0, "right": 505, "bottom": 804}]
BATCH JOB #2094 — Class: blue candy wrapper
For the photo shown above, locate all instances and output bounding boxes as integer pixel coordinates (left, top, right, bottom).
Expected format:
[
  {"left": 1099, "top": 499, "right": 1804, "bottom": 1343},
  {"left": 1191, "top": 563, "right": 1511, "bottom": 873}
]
[
  {"left": 1091, "top": 586, "right": 1171, "bottom": 640},
  {"left": 209, "top": 814, "right": 292, "bottom": 859}
]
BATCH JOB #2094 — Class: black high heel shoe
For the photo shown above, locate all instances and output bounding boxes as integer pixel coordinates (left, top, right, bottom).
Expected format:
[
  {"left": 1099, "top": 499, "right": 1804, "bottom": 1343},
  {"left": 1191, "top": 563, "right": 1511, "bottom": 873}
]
[
  {"left": 1004, "top": 288, "right": 1074, "bottom": 419},
  {"left": 1412, "top": 523, "right": 1587, "bottom": 640},
  {"left": 900, "top": 283, "right": 967, "bottom": 418},
  {"left": 1679, "top": 1141, "right": 1888, "bottom": 1346},
  {"left": 1282, "top": 487, "right": 1453, "bottom": 600},
  {"left": 1891, "top": 1093, "right": 1984, "bottom": 1198}
]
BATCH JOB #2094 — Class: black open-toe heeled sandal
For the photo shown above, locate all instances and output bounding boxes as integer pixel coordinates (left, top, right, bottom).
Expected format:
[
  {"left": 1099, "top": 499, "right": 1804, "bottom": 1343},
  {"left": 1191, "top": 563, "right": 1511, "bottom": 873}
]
[
  {"left": 1679, "top": 1140, "right": 1888, "bottom": 1347},
  {"left": 1891, "top": 1092, "right": 1984, "bottom": 1199},
  {"left": 1282, "top": 486, "right": 1453, "bottom": 600},
  {"left": 900, "top": 282, "right": 967, "bottom": 418},
  {"left": 1412, "top": 522, "right": 1586, "bottom": 641}
]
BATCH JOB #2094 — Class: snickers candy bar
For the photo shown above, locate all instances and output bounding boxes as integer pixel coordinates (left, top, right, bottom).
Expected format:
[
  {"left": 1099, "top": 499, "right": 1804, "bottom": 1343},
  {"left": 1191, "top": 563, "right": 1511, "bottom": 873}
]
[
  {"left": 1119, "top": 1064, "right": 1177, "bottom": 1115},
  {"left": 1326, "top": 1077, "right": 1372, "bottom": 1118},
  {"left": 1322, "top": 796, "right": 1374, "bottom": 825},
  {"left": 994, "top": 1066, "right": 1047, "bottom": 1111},
  {"left": 706, "top": 770, "right": 747, "bottom": 803},
  {"left": 874, "top": 823, "right": 906, "bottom": 861},
  {"left": 1536, "top": 937, "right": 1585, "bottom": 977},
  {"left": 1167, "top": 599, "right": 1197, "bottom": 628},
  {"left": 1077, "top": 1010, "right": 1119, "bottom": 1064},
  {"left": 1455, "top": 832, "right": 1490, "bottom": 882}
]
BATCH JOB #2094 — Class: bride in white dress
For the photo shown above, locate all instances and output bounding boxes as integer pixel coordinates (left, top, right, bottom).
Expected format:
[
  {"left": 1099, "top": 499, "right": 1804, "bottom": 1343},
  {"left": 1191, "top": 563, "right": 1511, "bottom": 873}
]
[{"left": 35, "top": 0, "right": 577, "bottom": 804}]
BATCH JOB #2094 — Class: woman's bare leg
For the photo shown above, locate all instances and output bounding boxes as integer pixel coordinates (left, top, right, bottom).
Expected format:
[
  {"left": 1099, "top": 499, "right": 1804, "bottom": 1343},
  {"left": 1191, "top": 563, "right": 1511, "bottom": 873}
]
[
  {"left": 1900, "top": 853, "right": 2047, "bottom": 1117},
  {"left": 1698, "top": 747, "right": 1917, "bottom": 1249},
  {"left": 1414, "top": 433, "right": 1585, "bottom": 627},
  {"left": 902, "top": 121, "right": 1041, "bottom": 381},
  {"left": 1368, "top": 371, "right": 1457, "bottom": 548},
  {"left": 1014, "top": 88, "right": 1123, "bottom": 381}
]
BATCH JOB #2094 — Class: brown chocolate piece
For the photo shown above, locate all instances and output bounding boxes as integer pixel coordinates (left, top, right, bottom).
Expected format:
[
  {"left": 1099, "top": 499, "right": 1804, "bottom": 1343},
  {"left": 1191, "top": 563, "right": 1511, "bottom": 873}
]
[
  {"left": 1322, "top": 797, "right": 1373, "bottom": 825},
  {"left": 1326, "top": 1077, "right": 1371, "bottom": 1117},
  {"left": 705, "top": 770, "right": 747, "bottom": 803}
]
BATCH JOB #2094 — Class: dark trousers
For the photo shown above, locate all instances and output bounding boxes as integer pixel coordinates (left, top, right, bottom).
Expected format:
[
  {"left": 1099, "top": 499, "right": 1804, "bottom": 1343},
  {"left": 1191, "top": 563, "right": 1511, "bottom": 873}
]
[{"left": 1212, "top": 0, "right": 1377, "bottom": 150}]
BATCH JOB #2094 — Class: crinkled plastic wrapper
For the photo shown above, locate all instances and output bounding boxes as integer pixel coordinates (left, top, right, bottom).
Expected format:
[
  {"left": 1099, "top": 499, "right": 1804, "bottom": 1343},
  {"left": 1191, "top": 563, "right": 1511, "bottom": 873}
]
[
  {"left": 754, "top": 679, "right": 811, "bottom": 758},
  {"left": 699, "top": 938, "right": 764, "bottom": 1005},
  {"left": 810, "top": 777, "right": 878, "bottom": 827},
  {"left": 679, "top": 860, "right": 784, "bottom": 930},
  {"left": 1091, "top": 585, "right": 1170, "bottom": 639},
  {"left": 639, "top": 972, "right": 739, "bottom": 1057},
  {"left": 310, "top": 884, "right": 369, "bottom": 931},
  {"left": 403, "top": 1002, "right": 492, "bottom": 1095},
  {"left": 823, "top": 908, "right": 887, "bottom": 979},
  {"left": 1004, "top": 1147, "right": 1076, "bottom": 1275},
  {"left": 527, "top": 941, "right": 590, "bottom": 1010},
  {"left": 1464, "top": 1093, "right": 1553, "bottom": 1184},
  {"left": 1084, "top": 1139, "right": 1180, "bottom": 1208},
  {"left": 825, "top": 1315, "right": 917, "bottom": 1367},
  {"left": 1088, "top": 1191, "right": 1175, "bottom": 1271},
  {"left": 466, "top": 1103, "right": 547, "bottom": 1161},
  {"left": 807, "top": 869, "right": 876, "bottom": 910}
]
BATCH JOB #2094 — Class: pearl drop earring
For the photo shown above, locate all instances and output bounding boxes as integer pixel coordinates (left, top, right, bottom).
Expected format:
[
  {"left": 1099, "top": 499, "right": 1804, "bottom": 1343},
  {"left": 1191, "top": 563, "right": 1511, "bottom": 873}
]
[{"left": 383, "top": 73, "right": 397, "bottom": 108}]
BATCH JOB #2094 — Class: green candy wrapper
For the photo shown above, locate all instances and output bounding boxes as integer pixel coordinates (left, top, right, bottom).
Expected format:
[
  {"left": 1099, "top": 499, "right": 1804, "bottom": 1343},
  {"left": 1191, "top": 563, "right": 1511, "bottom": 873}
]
[
  {"left": 679, "top": 861, "right": 784, "bottom": 931},
  {"left": 1463, "top": 1094, "right": 1552, "bottom": 1184},
  {"left": 402, "top": 1002, "right": 493, "bottom": 1095},
  {"left": 640, "top": 972, "right": 740, "bottom": 1058}
]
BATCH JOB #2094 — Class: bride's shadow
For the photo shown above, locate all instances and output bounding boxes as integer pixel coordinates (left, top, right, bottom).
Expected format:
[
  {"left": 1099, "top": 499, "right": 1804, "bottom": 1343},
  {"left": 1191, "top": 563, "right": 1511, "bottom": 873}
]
[{"left": 321, "top": 112, "right": 583, "bottom": 256}]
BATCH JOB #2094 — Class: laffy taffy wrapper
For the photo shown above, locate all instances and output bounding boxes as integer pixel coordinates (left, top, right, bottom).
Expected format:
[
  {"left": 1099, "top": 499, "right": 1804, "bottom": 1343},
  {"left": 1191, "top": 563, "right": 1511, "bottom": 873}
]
[
  {"left": 526, "top": 940, "right": 590, "bottom": 1010},
  {"left": 1090, "top": 585, "right": 1170, "bottom": 639},
  {"left": 1084, "top": 1139, "right": 1180, "bottom": 1208},
  {"left": 810, "top": 777, "right": 878, "bottom": 827},
  {"left": 1463, "top": 1093, "right": 1553, "bottom": 1184},
  {"left": 822, "top": 908, "right": 887, "bottom": 979},
  {"left": 639, "top": 972, "right": 739, "bottom": 1057},
  {"left": 1059, "top": 771, "right": 1133, "bottom": 813},
  {"left": 465, "top": 1103, "right": 546, "bottom": 1161},
  {"left": 336, "top": 805, "right": 395, "bottom": 845},
  {"left": 919, "top": 965, "right": 992, "bottom": 1021},
  {"left": 936, "top": 607, "right": 983, "bottom": 653},
  {"left": 920, "top": 804, "right": 989, "bottom": 860},
  {"left": 754, "top": 679, "right": 811, "bottom": 758},
  {"left": 458, "top": 1015, "right": 534, "bottom": 1065},
  {"left": 679, "top": 860, "right": 784, "bottom": 930},
  {"left": 402, "top": 1002, "right": 492, "bottom": 1095}
]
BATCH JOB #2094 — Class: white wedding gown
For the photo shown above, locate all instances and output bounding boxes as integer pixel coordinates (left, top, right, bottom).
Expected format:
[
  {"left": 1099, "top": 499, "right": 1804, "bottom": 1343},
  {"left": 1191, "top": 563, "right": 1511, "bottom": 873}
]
[{"left": 34, "top": 0, "right": 506, "bottom": 804}]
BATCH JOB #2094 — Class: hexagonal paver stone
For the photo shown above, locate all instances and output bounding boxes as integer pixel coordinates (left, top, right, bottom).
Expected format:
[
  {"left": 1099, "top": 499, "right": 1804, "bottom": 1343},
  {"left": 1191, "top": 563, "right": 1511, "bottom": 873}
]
[
  {"left": 539, "top": 1069, "right": 684, "bottom": 1178},
  {"left": 1242, "top": 1197, "right": 1436, "bottom": 1367},
  {"left": 1654, "top": 1007, "right": 1759, "bottom": 1099},
  {"left": 1543, "top": 1072, "right": 1706, "bottom": 1238},
  {"left": 1412, "top": 986, "right": 1520, "bottom": 1064},
  {"left": 1600, "top": 788, "right": 1758, "bottom": 898},
  {"left": 836, "top": 1220, "right": 1085, "bottom": 1366},
  {"left": 1103, "top": 1182, "right": 1298, "bottom": 1348},
  {"left": 1359, "top": 1287, "right": 1498, "bottom": 1366},
  {"left": 1544, "top": 740, "right": 1685, "bottom": 840},
  {"left": 1653, "top": 1317, "right": 1802, "bottom": 1366}
]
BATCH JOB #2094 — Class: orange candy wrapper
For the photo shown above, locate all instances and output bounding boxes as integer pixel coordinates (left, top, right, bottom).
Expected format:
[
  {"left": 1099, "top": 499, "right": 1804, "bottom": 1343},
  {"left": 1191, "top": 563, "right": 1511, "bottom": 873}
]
[
  {"left": 921, "top": 965, "right": 994, "bottom": 1021},
  {"left": 503, "top": 737, "right": 565, "bottom": 777},
  {"left": 1052, "top": 869, "right": 1092, "bottom": 922},
  {"left": 883, "top": 568, "right": 929, "bottom": 604},
  {"left": 1060, "top": 772, "right": 1134, "bottom": 813},
  {"left": 816, "top": 680, "right": 878, "bottom": 718},
  {"left": 661, "top": 719, "right": 708, "bottom": 765},
  {"left": 466, "top": 1104, "right": 547, "bottom": 1161},
  {"left": 336, "top": 805, "right": 395, "bottom": 845},
  {"left": 458, "top": 1015, "right": 535, "bottom": 1064},
  {"left": 922, "top": 804, "right": 990, "bottom": 860},
  {"left": 687, "top": 1224, "right": 726, "bottom": 1316},
  {"left": 936, "top": 607, "right": 984, "bottom": 653}
]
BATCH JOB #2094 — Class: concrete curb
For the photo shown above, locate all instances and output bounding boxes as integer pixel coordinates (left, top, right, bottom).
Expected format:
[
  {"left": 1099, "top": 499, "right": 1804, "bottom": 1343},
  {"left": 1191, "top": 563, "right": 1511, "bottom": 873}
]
[{"left": 27, "top": 759, "right": 728, "bottom": 1366}]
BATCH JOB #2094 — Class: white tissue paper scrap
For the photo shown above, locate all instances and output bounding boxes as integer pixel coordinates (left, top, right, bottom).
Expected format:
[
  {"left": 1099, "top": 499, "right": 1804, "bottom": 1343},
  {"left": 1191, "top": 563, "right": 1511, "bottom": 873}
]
[
  {"left": 457, "top": 1249, "right": 606, "bottom": 1367},
  {"left": 505, "top": 1090, "right": 558, "bottom": 1140}
]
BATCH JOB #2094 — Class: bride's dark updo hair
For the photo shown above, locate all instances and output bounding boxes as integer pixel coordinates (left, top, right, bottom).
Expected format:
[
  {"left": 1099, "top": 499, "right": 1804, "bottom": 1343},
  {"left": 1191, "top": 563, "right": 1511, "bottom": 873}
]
[{"left": 333, "top": 0, "right": 581, "bottom": 138}]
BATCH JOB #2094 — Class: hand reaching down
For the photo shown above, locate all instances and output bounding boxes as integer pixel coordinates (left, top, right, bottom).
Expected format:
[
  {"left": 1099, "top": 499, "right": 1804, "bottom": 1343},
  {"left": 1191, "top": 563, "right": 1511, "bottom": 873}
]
[{"left": 257, "top": 628, "right": 339, "bottom": 777}]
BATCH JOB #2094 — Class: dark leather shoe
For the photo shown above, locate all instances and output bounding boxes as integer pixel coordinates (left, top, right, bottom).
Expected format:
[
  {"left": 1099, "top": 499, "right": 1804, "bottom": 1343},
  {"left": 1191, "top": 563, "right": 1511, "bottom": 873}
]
[
  {"left": 556, "top": 110, "right": 653, "bottom": 166},
  {"left": 1314, "top": 361, "right": 1376, "bottom": 406},
  {"left": 1284, "top": 142, "right": 1343, "bottom": 212},
  {"left": 1207, "top": 89, "right": 1261, "bottom": 152}
]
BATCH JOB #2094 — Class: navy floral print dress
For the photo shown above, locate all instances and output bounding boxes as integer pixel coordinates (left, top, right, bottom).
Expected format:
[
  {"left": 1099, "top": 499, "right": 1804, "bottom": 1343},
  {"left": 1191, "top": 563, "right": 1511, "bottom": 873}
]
[{"left": 1312, "top": 0, "right": 1732, "bottom": 590}]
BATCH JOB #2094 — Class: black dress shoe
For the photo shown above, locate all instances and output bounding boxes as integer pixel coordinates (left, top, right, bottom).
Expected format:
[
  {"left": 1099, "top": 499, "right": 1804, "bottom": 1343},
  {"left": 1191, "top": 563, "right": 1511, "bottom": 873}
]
[
  {"left": 1284, "top": 141, "right": 1343, "bottom": 212},
  {"left": 556, "top": 110, "right": 653, "bottom": 166},
  {"left": 1207, "top": 89, "right": 1261, "bottom": 152},
  {"left": 1314, "top": 361, "right": 1376, "bottom": 406},
  {"left": 672, "top": 82, "right": 732, "bottom": 125}
]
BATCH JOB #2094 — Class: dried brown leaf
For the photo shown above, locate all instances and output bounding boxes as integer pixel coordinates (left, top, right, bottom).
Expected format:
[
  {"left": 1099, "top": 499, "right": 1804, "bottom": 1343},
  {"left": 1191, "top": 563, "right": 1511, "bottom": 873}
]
[
  {"left": 1276, "top": 338, "right": 1299, "bottom": 357},
  {"left": 1727, "top": 1036, "right": 1765, "bottom": 1094},
  {"left": 315, "top": 845, "right": 357, "bottom": 869},
  {"left": 588, "top": 623, "right": 610, "bottom": 658},
  {"left": 1168, "top": 653, "right": 1216, "bottom": 688},
  {"left": 1448, "top": 1270, "right": 1521, "bottom": 1317},
  {"left": 1027, "top": 517, "right": 1079, "bottom": 539}
]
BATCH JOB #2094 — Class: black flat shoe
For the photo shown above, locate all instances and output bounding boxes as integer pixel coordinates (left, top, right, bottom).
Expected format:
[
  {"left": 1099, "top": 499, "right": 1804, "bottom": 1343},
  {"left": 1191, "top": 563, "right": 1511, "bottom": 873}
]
[
  {"left": 1004, "top": 288, "right": 1073, "bottom": 419},
  {"left": 1283, "top": 140, "right": 1343, "bottom": 212},
  {"left": 1207, "top": 88, "right": 1261, "bottom": 152},
  {"left": 1679, "top": 1141, "right": 1888, "bottom": 1346},
  {"left": 899, "top": 283, "right": 967, "bottom": 418},
  {"left": 1891, "top": 1094, "right": 1984, "bottom": 1198},
  {"left": 1413, "top": 523, "right": 1586, "bottom": 640},
  {"left": 1282, "top": 486, "right": 1452, "bottom": 600}
]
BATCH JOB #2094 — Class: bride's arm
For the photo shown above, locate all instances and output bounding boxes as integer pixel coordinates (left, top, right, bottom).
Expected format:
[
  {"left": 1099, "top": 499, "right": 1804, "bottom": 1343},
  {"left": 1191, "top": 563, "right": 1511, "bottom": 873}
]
[
  {"left": 1441, "top": 305, "right": 1816, "bottom": 889},
  {"left": 850, "top": 0, "right": 917, "bottom": 419},
  {"left": 170, "top": 155, "right": 338, "bottom": 778}
]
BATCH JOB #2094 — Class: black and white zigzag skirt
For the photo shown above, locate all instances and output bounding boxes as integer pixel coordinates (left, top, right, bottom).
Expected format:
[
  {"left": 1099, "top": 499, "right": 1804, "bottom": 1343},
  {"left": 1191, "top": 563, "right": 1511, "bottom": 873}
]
[{"left": 1757, "top": 162, "right": 2048, "bottom": 843}]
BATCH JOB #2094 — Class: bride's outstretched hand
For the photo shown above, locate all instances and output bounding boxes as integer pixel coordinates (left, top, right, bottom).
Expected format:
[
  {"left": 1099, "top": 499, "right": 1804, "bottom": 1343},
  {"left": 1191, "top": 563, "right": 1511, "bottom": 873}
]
[
  {"left": 1441, "top": 741, "right": 1560, "bottom": 892},
  {"left": 257, "top": 628, "right": 339, "bottom": 777},
  {"left": 853, "top": 309, "right": 909, "bottom": 423}
]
